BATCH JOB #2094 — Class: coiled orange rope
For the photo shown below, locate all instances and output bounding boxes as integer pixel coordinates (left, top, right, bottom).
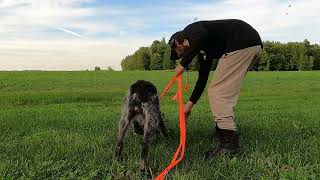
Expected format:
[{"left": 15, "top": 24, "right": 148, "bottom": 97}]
[{"left": 155, "top": 73, "right": 187, "bottom": 180}]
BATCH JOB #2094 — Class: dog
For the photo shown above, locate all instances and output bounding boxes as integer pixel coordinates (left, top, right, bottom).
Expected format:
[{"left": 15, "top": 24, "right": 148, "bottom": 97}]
[{"left": 115, "top": 80, "right": 167, "bottom": 171}]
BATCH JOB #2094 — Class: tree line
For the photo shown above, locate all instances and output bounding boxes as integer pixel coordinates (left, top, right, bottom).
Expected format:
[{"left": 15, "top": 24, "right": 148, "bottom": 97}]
[{"left": 121, "top": 38, "right": 320, "bottom": 71}]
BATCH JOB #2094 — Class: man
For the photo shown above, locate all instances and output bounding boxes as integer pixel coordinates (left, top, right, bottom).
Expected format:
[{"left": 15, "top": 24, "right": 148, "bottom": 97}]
[{"left": 169, "top": 19, "right": 262, "bottom": 158}]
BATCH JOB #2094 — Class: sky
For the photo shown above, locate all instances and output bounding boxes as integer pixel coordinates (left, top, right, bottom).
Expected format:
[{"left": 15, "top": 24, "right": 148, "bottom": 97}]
[{"left": 0, "top": 0, "right": 319, "bottom": 71}]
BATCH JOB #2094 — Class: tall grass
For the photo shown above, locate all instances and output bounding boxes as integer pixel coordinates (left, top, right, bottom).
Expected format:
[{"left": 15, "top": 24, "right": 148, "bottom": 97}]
[{"left": 0, "top": 71, "right": 319, "bottom": 179}]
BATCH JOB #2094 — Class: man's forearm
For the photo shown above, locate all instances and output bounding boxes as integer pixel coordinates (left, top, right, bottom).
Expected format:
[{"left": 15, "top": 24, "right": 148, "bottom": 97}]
[
  {"left": 189, "top": 59, "right": 212, "bottom": 104},
  {"left": 189, "top": 81, "right": 207, "bottom": 104}
]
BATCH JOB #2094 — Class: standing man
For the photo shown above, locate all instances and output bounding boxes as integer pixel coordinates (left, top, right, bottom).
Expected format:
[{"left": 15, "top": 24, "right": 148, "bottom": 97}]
[{"left": 169, "top": 19, "right": 262, "bottom": 158}]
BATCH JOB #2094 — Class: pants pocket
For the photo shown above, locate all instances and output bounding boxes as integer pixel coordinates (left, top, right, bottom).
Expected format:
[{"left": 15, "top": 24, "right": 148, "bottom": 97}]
[{"left": 222, "top": 49, "right": 241, "bottom": 59}]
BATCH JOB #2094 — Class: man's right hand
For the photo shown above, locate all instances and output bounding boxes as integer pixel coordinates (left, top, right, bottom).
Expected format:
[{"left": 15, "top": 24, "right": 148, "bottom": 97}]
[
  {"left": 175, "top": 64, "right": 185, "bottom": 77},
  {"left": 184, "top": 100, "right": 194, "bottom": 122}
]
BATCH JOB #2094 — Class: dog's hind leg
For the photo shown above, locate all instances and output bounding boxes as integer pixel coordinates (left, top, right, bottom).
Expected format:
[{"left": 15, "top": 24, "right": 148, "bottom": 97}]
[
  {"left": 115, "top": 95, "right": 135, "bottom": 161},
  {"left": 139, "top": 127, "right": 155, "bottom": 171},
  {"left": 139, "top": 103, "right": 157, "bottom": 171},
  {"left": 159, "top": 113, "right": 168, "bottom": 137}
]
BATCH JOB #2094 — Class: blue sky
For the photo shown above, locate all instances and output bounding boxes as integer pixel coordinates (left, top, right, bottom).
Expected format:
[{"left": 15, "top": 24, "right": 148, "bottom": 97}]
[{"left": 0, "top": 0, "right": 319, "bottom": 70}]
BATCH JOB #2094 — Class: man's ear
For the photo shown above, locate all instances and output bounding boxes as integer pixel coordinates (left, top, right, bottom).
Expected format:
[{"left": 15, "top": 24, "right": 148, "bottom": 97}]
[
  {"left": 174, "top": 40, "right": 180, "bottom": 46},
  {"left": 183, "top": 39, "right": 189, "bottom": 47}
]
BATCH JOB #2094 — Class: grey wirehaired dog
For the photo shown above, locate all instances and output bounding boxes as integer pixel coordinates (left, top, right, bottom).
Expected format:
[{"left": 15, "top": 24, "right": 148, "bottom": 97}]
[{"left": 115, "top": 80, "right": 168, "bottom": 171}]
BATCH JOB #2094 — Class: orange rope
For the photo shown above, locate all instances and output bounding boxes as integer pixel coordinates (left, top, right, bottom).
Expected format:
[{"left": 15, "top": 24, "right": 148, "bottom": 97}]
[{"left": 156, "top": 74, "right": 186, "bottom": 180}]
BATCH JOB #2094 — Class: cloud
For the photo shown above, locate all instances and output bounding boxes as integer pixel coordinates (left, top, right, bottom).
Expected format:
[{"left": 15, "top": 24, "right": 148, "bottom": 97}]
[
  {"left": 0, "top": 0, "right": 160, "bottom": 71},
  {"left": 0, "top": 37, "right": 155, "bottom": 71},
  {"left": 174, "top": 0, "right": 320, "bottom": 42},
  {"left": 0, "top": 0, "right": 129, "bottom": 36},
  {"left": 0, "top": 0, "right": 319, "bottom": 71},
  {"left": 55, "top": 27, "right": 85, "bottom": 38}
]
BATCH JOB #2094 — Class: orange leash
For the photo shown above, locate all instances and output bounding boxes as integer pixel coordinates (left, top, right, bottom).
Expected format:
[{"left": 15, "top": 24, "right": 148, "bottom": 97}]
[{"left": 155, "top": 74, "right": 187, "bottom": 180}]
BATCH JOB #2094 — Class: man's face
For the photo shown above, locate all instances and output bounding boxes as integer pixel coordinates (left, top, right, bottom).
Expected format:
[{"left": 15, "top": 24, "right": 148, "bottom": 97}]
[{"left": 174, "top": 41, "right": 185, "bottom": 58}]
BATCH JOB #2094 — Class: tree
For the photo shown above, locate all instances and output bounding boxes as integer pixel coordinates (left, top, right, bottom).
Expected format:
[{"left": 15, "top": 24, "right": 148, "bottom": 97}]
[
  {"left": 188, "top": 56, "right": 200, "bottom": 70},
  {"left": 290, "top": 51, "right": 299, "bottom": 70},
  {"left": 150, "top": 53, "right": 163, "bottom": 70},
  {"left": 255, "top": 49, "right": 269, "bottom": 71},
  {"left": 136, "top": 47, "right": 151, "bottom": 70},
  {"left": 121, "top": 55, "right": 134, "bottom": 70},
  {"left": 162, "top": 48, "right": 175, "bottom": 69},
  {"left": 140, "top": 47, "right": 151, "bottom": 70},
  {"left": 150, "top": 40, "right": 161, "bottom": 54},
  {"left": 298, "top": 53, "right": 305, "bottom": 71},
  {"left": 308, "top": 46, "right": 320, "bottom": 70},
  {"left": 121, "top": 38, "right": 320, "bottom": 71},
  {"left": 308, "top": 56, "right": 315, "bottom": 70},
  {"left": 298, "top": 54, "right": 313, "bottom": 71},
  {"left": 303, "top": 39, "right": 311, "bottom": 49},
  {"left": 107, "top": 66, "right": 114, "bottom": 71}
]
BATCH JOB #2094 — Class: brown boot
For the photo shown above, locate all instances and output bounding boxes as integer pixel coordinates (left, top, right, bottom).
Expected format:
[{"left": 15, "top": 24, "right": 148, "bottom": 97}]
[{"left": 204, "top": 126, "right": 240, "bottom": 159}]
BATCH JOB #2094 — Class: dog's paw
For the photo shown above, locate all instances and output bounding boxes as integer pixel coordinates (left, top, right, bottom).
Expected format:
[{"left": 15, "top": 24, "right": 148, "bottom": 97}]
[
  {"left": 116, "top": 155, "right": 124, "bottom": 162},
  {"left": 139, "top": 160, "right": 147, "bottom": 172},
  {"left": 115, "top": 151, "right": 123, "bottom": 161},
  {"left": 162, "top": 129, "right": 169, "bottom": 137},
  {"left": 115, "top": 148, "right": 124, "bottom": 161}
]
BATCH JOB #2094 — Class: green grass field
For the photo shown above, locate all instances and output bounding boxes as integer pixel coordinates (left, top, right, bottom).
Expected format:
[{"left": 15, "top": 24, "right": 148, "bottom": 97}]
[{"left": 0, "top": 71, "right": 320, "bottom": 179}]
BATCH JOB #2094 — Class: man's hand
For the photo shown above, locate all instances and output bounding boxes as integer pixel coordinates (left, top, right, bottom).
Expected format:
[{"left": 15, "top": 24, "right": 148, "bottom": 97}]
[
  {"left": 184, "top": 100, "right": 194, "bottom": 122},
  {"left": 175, "top": 64, "right": 185, "bottom": 76}
]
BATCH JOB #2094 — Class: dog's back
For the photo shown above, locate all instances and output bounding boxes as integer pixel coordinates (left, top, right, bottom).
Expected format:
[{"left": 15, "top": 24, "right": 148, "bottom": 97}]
[{"left": 129, "top": 80, "right": 157, "bottom": 103}]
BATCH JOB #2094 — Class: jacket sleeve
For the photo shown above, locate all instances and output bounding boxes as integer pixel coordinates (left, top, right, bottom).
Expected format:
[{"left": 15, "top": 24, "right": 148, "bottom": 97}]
[{"left": 189, "top": 55, "right": 213, "bottom": 104}]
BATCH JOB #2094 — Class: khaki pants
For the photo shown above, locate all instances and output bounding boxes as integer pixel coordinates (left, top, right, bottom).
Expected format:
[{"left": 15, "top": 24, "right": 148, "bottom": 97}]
[{"left": 208, "top": 45, "right": 262, "bottom": 131}]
